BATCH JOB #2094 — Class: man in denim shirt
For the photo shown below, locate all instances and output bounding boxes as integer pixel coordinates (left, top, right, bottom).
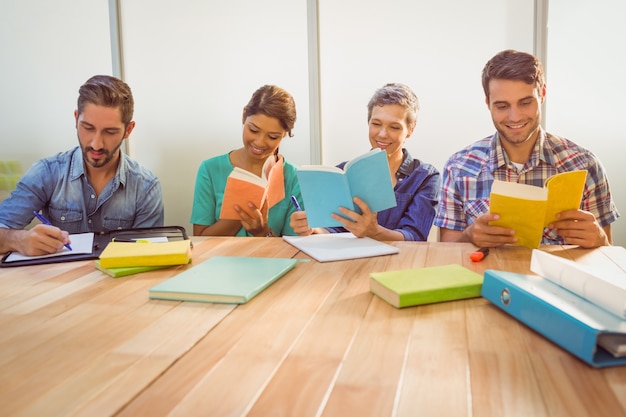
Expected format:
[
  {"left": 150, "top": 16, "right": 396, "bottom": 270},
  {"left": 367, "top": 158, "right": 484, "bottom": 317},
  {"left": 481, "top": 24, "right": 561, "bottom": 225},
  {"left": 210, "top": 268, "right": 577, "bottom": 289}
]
[
  {"left": 290, "top": 83, "right": 440, "bottom": 241},
  {"left": 0, "top": 75, "right": 164, "bottom": 256}
]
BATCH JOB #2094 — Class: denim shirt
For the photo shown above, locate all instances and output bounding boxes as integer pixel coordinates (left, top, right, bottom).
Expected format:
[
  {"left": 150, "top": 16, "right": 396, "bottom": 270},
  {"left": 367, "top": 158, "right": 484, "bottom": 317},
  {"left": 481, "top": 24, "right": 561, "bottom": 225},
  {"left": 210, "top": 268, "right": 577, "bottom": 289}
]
[
  {"left": 329, "top": 149, "right": 440, "bottom": 241},
  {"left": 0, "top": 147, "right": 164, "bottom": 233}
]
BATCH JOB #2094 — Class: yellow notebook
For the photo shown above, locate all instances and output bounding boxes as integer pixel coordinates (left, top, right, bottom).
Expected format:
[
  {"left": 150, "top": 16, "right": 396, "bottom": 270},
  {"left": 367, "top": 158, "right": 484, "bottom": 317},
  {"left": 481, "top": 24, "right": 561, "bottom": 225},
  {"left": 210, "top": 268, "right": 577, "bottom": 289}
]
[
  {"left": 489, "top": 170, "right": 587, "bottom": 248},
  {"left": 98, "top": 240, "right": 192, "bottom": 268}
]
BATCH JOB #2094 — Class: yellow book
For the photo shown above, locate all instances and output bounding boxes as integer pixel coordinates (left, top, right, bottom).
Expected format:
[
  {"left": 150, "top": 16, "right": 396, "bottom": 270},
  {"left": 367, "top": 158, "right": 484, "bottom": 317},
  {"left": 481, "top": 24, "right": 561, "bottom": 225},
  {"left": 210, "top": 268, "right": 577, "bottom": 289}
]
[
  {"left": 98, "top": 240, "right": 192, "bottom": 268},
  {"left": 489, "top": 170, "right": 587, "bottom": 248}
]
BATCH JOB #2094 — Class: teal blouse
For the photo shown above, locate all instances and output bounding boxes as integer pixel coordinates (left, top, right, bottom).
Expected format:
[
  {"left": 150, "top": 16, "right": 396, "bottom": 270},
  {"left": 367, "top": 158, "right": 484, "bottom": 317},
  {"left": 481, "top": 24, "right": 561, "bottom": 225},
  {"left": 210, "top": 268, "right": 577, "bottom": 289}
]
[{"left": 190, "top": 153, "right": 302, "bottom": 236}]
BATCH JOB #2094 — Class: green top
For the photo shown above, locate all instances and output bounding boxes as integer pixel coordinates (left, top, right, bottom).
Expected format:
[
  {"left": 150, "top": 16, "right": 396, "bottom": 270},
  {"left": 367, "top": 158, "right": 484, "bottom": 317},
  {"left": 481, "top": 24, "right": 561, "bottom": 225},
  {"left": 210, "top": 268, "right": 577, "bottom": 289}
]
[{"left": 190, "top": 153, "right": 303, "bottom": 236}]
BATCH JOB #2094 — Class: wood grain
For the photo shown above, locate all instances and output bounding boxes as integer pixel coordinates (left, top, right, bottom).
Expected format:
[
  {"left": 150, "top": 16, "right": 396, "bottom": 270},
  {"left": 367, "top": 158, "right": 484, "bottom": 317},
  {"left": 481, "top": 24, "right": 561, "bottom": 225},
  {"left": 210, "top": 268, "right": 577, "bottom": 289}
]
[{"left": 0, "top": 239, "right": 624, "bottom": 417}]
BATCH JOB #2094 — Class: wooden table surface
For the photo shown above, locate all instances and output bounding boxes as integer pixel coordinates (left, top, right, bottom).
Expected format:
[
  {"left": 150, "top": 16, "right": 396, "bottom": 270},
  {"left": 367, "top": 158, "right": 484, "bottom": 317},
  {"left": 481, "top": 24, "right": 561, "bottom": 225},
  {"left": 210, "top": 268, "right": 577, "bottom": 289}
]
[{"left": 1, "top": 237, "right": 625, "bottom": 417}]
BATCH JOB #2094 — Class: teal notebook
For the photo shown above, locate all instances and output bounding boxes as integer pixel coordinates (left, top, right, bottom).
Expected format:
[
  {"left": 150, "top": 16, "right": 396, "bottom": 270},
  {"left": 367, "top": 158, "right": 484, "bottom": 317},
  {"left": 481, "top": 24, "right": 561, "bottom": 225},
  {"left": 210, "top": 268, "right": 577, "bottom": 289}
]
[
  {"left": 296, "top": 149, "right": 397, "bottom": 227},
  {"left": 370, "top": 264, "right": 483, "bottom": 308},
  {"left": 148, "top": 256, "right": 299, "bottom": 304}
]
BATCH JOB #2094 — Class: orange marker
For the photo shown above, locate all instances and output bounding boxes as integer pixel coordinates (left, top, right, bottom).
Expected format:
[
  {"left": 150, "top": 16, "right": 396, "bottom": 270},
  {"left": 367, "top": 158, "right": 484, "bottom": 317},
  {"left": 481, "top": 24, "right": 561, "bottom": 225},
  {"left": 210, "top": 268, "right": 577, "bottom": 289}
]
[{"left": 470, "top": 247, "right": 489, "bottom": 262}]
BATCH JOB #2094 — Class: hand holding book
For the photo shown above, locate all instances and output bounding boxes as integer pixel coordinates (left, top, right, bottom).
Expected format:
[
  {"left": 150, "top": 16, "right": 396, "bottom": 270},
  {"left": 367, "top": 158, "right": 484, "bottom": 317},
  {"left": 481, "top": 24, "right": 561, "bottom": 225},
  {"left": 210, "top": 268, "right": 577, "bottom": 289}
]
[{"left": 489, "top": 170, "right": 587, "bottom": 248}]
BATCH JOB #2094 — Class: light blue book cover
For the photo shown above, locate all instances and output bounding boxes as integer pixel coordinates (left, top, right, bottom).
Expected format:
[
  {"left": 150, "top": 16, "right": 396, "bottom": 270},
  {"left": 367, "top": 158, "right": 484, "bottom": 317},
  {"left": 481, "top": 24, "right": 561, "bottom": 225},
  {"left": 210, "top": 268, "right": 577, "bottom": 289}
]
[
  {"left": 149, "top": 256, "right": 299, "bottom": 304},
  {"left": 296, "top": 149, "right": 397, "bottom": 228}
]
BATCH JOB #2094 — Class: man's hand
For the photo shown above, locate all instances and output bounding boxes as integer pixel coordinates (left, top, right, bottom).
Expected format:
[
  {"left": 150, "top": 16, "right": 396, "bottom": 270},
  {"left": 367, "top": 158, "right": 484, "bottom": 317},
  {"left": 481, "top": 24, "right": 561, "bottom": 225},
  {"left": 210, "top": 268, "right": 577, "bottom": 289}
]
[
  {"left": 550, "top": 209, "right": 610, "bottom": 248},
  {"left": 2, "top": 224, "right": 71, "bottom": 256},
  {"left": 461, "top": 213, "right": 517, "bottom": 248}
]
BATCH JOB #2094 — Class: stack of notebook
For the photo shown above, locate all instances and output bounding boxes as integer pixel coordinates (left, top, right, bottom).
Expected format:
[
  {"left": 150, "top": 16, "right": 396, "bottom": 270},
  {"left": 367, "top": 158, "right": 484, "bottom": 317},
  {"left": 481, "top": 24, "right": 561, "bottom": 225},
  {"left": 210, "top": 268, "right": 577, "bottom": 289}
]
[
  {"left": 481, "top": 247, "right": 626, "bottom": 368},
  {"left": 95, "top": 239, "right": 193, "bottom": 278}
]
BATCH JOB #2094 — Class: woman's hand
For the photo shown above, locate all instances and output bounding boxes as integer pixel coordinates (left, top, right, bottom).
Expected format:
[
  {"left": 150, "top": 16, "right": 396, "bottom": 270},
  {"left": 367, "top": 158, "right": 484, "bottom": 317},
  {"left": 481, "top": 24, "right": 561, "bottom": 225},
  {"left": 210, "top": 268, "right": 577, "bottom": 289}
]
[{"left": 235, "top": 201, "right": 273, "bottom": 236}]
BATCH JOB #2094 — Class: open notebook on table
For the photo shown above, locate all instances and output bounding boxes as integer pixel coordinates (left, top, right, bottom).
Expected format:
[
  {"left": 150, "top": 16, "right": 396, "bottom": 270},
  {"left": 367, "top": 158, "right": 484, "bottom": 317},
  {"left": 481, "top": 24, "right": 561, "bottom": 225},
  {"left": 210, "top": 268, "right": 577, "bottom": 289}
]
[
  {"left": 0, "top": 226, "right": 189, "bottom": 267},
  {"left": 282, "top": 232, "right": 399, "bottom": 262}
]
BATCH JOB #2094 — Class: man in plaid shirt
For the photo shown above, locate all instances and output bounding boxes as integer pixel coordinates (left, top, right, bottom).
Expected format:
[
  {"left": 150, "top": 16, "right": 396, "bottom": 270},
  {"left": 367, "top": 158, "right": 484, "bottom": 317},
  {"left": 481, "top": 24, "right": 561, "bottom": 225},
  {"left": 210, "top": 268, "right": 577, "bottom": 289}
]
[{"left": 434, "top": 50, "right": 619, "bottom": 248}]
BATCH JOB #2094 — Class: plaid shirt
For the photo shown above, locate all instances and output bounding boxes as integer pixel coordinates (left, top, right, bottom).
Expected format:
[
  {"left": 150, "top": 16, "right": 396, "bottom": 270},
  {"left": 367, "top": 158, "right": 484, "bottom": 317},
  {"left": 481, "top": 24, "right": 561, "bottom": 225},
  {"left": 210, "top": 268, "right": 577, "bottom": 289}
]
[{"left": 434, "top": 129, "right": 620, "bottom": 244}]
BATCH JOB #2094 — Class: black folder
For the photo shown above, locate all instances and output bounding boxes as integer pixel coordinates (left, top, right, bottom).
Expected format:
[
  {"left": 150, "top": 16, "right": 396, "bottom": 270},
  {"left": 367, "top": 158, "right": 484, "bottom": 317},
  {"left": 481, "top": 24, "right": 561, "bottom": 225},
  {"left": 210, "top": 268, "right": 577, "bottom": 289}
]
[{"left": 0, "top": 226, "right": 190, "bottom": 267}]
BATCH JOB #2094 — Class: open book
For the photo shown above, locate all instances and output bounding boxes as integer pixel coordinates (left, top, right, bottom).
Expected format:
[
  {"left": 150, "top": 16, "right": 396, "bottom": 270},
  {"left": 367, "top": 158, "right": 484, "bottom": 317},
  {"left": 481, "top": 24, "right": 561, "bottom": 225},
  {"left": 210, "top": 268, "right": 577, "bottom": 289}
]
[
  {"left": 530, "top": 247, "right": 626, "bottom": 319},
  {"left": 219, "top": 156, "right": 285, "bottom": 220},
  {"left": 489, "top": 170, "right": 587, "bottom": 248},
  {"left": 296, "top": 149, "right": 397, "bottom": 227}
]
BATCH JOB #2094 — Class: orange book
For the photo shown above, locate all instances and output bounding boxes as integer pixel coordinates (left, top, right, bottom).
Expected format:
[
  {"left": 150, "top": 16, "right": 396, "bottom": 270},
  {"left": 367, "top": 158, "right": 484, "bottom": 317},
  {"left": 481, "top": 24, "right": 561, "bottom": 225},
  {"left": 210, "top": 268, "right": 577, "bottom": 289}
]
[{"left": 219, "top": 156, "right": 285, "bottom": 220}]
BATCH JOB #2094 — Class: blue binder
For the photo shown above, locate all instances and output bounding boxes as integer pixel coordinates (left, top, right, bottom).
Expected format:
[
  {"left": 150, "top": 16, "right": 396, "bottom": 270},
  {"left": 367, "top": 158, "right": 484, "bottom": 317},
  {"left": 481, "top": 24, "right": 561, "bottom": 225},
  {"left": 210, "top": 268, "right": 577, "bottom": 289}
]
[{"left": 481, "top": 269, "right": 626, "bottom": 368}]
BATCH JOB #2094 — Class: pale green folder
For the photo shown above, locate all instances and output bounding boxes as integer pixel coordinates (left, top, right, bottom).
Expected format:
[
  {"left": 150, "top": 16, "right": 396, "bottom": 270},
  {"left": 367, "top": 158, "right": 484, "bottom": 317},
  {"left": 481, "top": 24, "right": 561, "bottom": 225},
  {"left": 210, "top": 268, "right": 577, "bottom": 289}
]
[
  {"left": 149, "top": 256, "right": 299, "bottom": 304},
  {"left": 370, "top": 264, "right": 483, "bottom": 308}
]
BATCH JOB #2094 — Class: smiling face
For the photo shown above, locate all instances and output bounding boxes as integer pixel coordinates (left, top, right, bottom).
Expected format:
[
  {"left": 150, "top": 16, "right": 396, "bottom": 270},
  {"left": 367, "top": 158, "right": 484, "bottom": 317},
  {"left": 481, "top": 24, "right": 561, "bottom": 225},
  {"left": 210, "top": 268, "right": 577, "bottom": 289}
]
[
  {"left": 241, "top": 113, "right": 286, "bottom": 162},
  {"left": 486, "top": 78, "right": 545, "bottom": 150},
  {"left": 75, "top": 103, "right": 134, "bottom": 170},
  {"left": 368, "top": 104, "right": 414, "bottom": 160}
]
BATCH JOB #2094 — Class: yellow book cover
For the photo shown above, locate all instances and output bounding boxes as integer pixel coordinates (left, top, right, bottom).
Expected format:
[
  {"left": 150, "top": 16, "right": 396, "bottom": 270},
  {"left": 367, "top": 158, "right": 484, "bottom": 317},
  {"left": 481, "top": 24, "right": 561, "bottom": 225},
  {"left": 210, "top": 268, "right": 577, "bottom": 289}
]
[
  {"left": 99, "top": 240, "right": 192, "bottom": 268},
  {"left": 489, "top": 170, "right": 587, "bottom": 248}
]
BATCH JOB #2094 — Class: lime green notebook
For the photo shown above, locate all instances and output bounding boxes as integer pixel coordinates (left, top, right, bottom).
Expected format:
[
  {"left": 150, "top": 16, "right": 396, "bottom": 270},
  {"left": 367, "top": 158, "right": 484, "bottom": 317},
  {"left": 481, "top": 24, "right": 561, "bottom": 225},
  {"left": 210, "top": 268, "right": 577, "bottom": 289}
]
[
  {"left": 94, "top": 260, "right": 173, "bottom": 278},
  {"left": 148, "top": 256, "right": 299, "bottom": 304},
  {"left": 370, "top": 264, "right": 483, "bottom": 308}
]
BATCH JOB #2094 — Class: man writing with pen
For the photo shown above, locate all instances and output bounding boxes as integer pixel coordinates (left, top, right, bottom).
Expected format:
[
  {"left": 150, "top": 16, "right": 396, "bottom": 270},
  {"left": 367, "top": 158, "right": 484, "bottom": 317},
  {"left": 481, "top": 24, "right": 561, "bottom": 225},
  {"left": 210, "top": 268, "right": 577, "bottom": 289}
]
[{"left": 0, "top": 75, "right": 164, "bottom": 256}]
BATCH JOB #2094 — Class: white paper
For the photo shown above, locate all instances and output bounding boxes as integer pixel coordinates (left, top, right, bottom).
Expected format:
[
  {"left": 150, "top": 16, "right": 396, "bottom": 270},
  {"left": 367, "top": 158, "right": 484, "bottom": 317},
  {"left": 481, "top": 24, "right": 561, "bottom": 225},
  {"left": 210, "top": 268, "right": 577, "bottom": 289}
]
[
  {"left": 282, "top": 232, "right": 399, "bottom": 262},
  {"left": 4, "top": 232, "right": 95, "bottom": 263}
]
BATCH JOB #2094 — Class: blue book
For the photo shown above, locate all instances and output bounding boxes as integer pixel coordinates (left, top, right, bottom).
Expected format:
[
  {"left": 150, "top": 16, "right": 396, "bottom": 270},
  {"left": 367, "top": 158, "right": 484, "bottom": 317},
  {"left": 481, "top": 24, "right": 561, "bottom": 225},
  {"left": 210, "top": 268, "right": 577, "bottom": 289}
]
[
  {"left": 148, "top": 256, "right": 299, "bottom": 304},
  {"left": 296, "top": 149, "right": 397, "bottom": 228},
  {"left": 482, "top": 269, "right": 626, "bottom": 368}
]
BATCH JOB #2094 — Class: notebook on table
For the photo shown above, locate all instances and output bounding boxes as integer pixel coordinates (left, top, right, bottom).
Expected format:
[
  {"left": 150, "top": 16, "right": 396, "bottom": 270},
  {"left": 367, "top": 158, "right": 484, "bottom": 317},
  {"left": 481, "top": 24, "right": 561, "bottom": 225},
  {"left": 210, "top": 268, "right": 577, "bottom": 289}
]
[
  {"left": 0, "top": 226, "right": 190, "bottom": 267},
  {"left": 282, "top": 232, "right": 399, "bottom": 262},
  {"left": 149, "top": 256, "right": 299, "bottom": 304}
]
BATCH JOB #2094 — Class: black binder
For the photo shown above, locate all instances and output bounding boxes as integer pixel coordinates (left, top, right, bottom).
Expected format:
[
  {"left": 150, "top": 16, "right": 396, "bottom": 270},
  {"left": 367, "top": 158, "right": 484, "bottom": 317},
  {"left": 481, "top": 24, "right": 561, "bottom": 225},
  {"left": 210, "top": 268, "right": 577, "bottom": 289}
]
[{"left": 0, "top": 226, "right": 190, "bottom": 267}]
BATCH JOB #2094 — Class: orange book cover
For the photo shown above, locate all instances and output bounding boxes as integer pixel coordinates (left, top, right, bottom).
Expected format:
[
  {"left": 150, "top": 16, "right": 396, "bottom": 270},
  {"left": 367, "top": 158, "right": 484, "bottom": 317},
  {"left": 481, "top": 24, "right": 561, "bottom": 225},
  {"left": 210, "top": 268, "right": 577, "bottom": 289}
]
[{"left": 220, "top": 156, "right": 285, "bottom": 220}]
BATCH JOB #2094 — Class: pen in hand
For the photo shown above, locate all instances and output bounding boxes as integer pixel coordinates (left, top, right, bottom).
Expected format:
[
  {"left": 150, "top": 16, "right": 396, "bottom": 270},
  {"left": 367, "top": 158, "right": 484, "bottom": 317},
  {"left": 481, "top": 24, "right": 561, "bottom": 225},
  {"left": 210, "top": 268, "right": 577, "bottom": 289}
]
[
  {"left": 32, "top": 211, "right": 73, "bottom": 251},
  {"left": 290, "top": 195, "right": 302, "bottom": 211}
]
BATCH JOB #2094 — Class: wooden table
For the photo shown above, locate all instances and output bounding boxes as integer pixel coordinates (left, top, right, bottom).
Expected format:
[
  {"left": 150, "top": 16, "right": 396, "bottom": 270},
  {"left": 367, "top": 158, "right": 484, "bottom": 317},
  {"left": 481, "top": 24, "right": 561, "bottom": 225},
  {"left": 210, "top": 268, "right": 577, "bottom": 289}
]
[{"left": 1, "top": 238, "right": 625, "bottom": 417}]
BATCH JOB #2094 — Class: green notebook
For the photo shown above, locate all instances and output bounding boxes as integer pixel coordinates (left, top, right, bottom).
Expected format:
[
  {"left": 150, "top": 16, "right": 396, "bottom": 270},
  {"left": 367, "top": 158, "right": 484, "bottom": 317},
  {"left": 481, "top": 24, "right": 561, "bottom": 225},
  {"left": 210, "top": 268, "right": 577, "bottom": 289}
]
[
  {"left": 148, "top": 256, "right": 299, "bottom": 304},
  {"left": 94, "top": 260, "right": 173, "bottom": 278},
  {"left": 370, "top": 264, "right": 483, "bottom": 308}
]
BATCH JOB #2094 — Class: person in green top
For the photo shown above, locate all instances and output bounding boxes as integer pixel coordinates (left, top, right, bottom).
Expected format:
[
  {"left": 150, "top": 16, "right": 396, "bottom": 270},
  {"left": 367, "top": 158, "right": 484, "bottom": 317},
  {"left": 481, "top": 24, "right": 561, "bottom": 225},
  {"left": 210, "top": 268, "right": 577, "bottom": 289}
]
[{"left": 191, "top": 85, "right": 302, "bottom": 237}]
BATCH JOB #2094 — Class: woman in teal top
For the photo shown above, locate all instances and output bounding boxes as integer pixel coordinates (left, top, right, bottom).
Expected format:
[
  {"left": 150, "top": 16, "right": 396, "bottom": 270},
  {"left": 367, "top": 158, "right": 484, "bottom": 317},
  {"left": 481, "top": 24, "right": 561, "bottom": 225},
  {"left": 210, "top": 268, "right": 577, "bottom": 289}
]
[{"left": 191, "top": 85, "right": 302, "bottom": 237}]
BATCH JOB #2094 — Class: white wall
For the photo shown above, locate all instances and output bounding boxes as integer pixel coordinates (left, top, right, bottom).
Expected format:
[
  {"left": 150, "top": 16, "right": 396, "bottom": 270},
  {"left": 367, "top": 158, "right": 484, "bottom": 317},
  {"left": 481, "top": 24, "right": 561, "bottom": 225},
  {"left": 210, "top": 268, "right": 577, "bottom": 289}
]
[
  {"left": 1, "top": 0, "right": 623, "bottom": 245},
  {"left": 120, "top": 0, "right": 311, "bottom": 232},
  {"left": 120, "top": 0, "right": 533, "bottom": 234},
  {"left": 545, "top": 0, "right": 625, "bottom": 245},
  {"left": 0, "top": 0, "right": 112, "bottom": 164},
  {"left": 317, "top": 0, "right": 533, "bottom": 171}
]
